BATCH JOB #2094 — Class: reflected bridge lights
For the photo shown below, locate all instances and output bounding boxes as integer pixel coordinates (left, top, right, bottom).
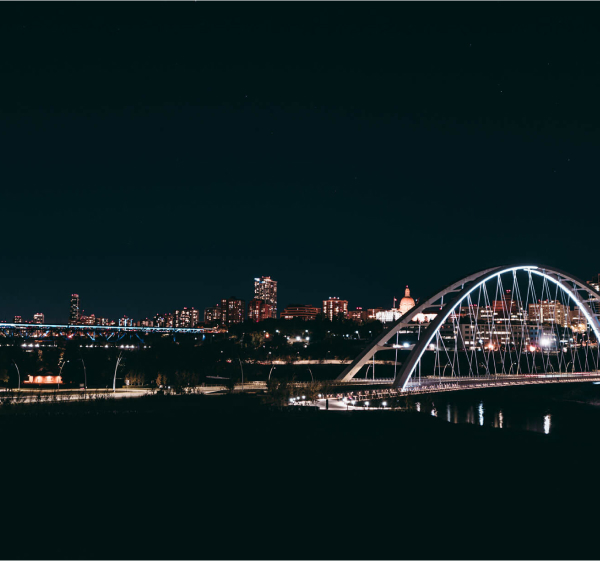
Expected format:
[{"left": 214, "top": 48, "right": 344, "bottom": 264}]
[{"left": 544, "top": 414, "right": 551, "bottom": 435}]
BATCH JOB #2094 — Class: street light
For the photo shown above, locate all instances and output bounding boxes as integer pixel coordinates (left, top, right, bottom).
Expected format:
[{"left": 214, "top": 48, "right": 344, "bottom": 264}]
[
  {"left": 113, "top": 352, "right": 123, "bottom": 393},
  {"left": 268, "top": 365, "right": 276, "bottom": 381},
  {"left": 307, "top": 367, "right": 314, "bottom": 383},
  {"left": 382, "top": 401, "right": 387, "bottom": 408},
  {"left": 238, "top": 358, "right": 244, "bottom": 392},
  {"left": 12, "top": 360, "right": 20, "bottom": 391},
  {"left": 79, "top": 358, "right": 87, "bottom": 391}
]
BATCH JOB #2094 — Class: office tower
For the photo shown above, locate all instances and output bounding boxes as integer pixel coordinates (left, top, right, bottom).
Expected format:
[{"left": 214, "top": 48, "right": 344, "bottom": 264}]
[
  {"left": 254, "top": 277, "right": 278, "bottom": 319},
  {"left": 69, "top": 294, "right": 80, "bottom": 324},
  {"left": 221, "top": 297, "right": 246, "bottom": 326}
]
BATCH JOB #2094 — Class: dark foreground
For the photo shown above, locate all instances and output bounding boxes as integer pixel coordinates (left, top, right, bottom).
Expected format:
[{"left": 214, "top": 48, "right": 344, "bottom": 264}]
[{"left": 3, "top": 393, "right": 599, "bottom": 560}]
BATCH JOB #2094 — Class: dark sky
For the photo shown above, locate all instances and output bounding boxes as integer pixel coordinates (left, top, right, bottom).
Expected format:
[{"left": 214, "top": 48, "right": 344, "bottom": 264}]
[{"left": 1, "top": 3, "right": 599, "bottom": 323}]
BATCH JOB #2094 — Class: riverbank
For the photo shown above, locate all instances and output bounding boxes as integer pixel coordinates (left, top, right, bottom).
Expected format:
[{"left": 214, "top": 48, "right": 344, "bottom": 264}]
[{"left": 2, "top": 392, "right": 598, "bottom": 559}]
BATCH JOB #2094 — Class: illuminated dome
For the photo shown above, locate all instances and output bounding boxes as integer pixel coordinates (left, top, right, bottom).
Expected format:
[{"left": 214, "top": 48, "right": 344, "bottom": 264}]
[{"left": 399, "top": 286, "right": 415, "bottom": 315}]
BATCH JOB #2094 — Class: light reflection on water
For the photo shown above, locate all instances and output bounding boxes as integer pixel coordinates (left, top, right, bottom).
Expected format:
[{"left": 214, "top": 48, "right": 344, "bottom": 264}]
[
  {"left": 416, "top": 397, "right": 552, "bottom": 435},
  {"left": 544, "top": 414, "right": 551, "bottom": 434}
]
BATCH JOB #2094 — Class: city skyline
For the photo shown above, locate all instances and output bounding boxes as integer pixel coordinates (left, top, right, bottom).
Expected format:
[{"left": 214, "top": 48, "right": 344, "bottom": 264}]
[{"left": 4, "top": 271, "right": 600, "bottom": 328}]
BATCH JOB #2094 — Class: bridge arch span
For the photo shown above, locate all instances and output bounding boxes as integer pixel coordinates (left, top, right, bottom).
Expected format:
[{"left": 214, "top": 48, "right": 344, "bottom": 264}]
[{"left": 336, "top": 265, "right": 600, "bottom": 390}]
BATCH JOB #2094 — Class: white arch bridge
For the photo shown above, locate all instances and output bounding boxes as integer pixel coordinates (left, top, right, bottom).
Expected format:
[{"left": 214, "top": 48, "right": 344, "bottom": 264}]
[{"left": 334, "top": 264, "right": 600, "bottom": 394}]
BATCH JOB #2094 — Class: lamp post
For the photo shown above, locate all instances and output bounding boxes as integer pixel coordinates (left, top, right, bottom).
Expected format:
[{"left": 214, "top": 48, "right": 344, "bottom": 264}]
[
  {"left": 113, "top": 352, "right": 123, "bottom": 393},
  {"left": 307, "top": 367, "right": 314, "bottom": 383},
  {"left": 268, "top": 365, "right": 276, "bottom": 381},
  {"left": 238, "top": 358, "right": 244, "bottom": 392},
  {"left": 80, "top": 358, "right": 87, "bottom": 391},
  {"left": 12, "top": 360, "right": 20, "bottom": 391}
]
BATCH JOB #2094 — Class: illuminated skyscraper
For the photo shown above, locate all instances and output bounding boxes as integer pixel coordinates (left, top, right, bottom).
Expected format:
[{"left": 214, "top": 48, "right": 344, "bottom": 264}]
[
  {"left": 33, "top": 313, "right": 44, "bottom": 324},
  {"left": 69, "top": 294, "right": 80, "bottom": 325},
  {"left": 254, "top": 277, "right": 278, "bottom": 319}
]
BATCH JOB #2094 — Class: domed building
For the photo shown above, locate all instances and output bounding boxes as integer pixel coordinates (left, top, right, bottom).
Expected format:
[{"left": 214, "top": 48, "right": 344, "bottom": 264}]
[{"left": 399, "top": 286, "right": 415, "bottom": 315}]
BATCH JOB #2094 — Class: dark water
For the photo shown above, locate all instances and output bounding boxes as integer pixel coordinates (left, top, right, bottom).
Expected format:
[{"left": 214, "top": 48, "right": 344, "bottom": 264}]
[{"left": 411, "top": 382, "right": 600, "bottom": 437}]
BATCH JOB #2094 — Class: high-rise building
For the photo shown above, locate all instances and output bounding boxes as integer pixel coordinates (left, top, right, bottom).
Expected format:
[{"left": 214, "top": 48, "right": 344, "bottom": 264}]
[
  {"left": 174, "top": 307, "right": 200, "bottom": 328},
  {"left": 69, "top": 294, "right": 80, "bottom": 325},
  {"left": 14, "top": 316, "right": 22, "bottom": 324},
  {"left": 254, "top": 277, "right": 278, "bottom": 319},
  {"left": 153, "top": 313, "right": 174, "bottom": 328},
  {"left": 33, "top": 313, "right": 44, "bottom": 324},
  {"left": 248, "top": 299, "right": 273, "bottom": 323},
  {"left": 175, "top": 308, "right": 190, "bottom": 328},
  {"left": 323, "top": 297, "right": 348, "bottom": 321},
  {"left": 221, "top": 297, "right": 246, "bottom": 326},
  {"left": 119, "top": 316, "right": 133, "bottom": 327},
  {"left": 204, "top": 305, "right": 221, "bottom": 325},
  {"left": 280, "top": 304, "right": 321, "bottom": 321}
]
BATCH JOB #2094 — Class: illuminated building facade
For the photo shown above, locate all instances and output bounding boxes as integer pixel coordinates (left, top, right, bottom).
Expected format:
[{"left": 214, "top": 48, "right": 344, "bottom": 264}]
[
  {"left": 119, "top": 316, "right": 133, "bottom": 327},
  {"left": 367, "top": 308, "right": 384, "bottom": 321},
  {"left": 528, "top": 301, "right": 570, "bottom": 327},
  {"left": 348, "top": 308, "right": 366, "bottom": 323},
  {"left": 323, "top": 297, "right": 348, "bottom": 321},
  {"left": 399, "top": 286, "right": 416, "bottom": 315},
  {"left": 248, "top": 299, "right": 273, "bottom": 322},
  {"left": 204, "top": 305, "right": 221, "bottom": 325},
  {"left": 254, "top": 277, "right": 278, "bottom": 319},
  {"left": 280, "top": 304, "right": 321, "bottom": 321},
  {"left": 221, "top": 297, "right": 246, "bottom": 325},
  {"left": 69, "top": 294, "right": 80, "bottom": 325},
  {"left": 80, "top": 314, "right": 96, "bottom": 326},
  {"left": 14, "top": 316, "right": 22, "bottom": 324},
  {"left": 33, "top": 313, "right": 44, "bottom": 324},
  {"left": 174, "top": 307, "right": 199, "bottom": 328},
  {"left": 25, "top": 372, "right": 62, "bottom": 385}
]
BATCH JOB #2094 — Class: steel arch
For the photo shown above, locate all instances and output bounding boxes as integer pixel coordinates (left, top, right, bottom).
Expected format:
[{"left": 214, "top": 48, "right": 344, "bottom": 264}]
[{"left": 336, "top": 265, "right": 600, "bottom": 389}]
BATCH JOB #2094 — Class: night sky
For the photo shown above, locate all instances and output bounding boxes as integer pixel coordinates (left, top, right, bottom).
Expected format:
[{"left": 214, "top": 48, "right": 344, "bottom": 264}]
[{"left": 1, "top": 3, "right": 599, "bottom": 323}]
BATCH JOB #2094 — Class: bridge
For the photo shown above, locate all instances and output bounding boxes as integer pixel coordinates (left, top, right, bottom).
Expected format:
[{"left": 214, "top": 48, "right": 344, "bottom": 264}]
[
  {"left": 312, "top": 264, "right": 600, "bottom": 404},
  {"left": 0, "top": 322, "right": 220, "bottom": 341}
]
